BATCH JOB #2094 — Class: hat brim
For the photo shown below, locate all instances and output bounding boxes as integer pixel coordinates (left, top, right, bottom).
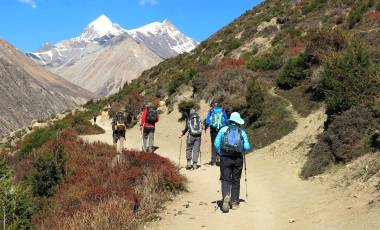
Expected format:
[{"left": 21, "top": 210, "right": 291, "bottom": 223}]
[{"left": 229, "top": 118, "right": 245, "bottom": 125}]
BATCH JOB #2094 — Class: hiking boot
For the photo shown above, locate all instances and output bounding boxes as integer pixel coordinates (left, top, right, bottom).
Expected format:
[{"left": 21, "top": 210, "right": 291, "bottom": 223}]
[
  {"left": 192, "top": 163, "right": 198, "bottom": 170},
  {"left": 222, "top": 195, "right": 230, "bottom": 213},
  {"left": 215, "top": 157, "right": 221, "bottom": 166},
  {"left": 231, "top": 202, "right": 239, "bottom": 210},
  {"left": 186, "top": 160, "right": 192, "bottom": 170}
]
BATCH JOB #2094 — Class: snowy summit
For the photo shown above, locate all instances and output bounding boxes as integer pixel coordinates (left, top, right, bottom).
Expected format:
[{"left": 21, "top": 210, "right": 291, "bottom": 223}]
[{"left": 78, "top": 15, "right": 125, "bottom": 42}]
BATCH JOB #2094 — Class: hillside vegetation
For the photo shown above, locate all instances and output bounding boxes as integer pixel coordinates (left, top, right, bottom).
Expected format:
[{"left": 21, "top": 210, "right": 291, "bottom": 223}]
[{"left": 109, "top": 0, "right": 380, "bottom": 156}]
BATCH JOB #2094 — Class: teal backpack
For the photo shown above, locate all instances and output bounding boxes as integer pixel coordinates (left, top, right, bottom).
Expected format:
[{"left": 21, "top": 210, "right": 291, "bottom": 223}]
[{"left": 210, "top": 107, "right": 224, "bottom": 130}]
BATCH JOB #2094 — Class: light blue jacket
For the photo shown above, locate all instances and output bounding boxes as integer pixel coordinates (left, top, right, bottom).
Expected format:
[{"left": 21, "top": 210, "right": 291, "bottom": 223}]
[{"left": 214, "top": 125, "right": 251, "bottom": 156}]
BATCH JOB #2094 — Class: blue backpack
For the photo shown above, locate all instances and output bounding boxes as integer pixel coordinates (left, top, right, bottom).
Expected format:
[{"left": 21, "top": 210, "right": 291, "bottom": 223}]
[
  {"left": 221, "top": 125, "right": 244, "bottom": 156},
  {"left": 209, "top": 107, "right": 225, "bottom": 130}
]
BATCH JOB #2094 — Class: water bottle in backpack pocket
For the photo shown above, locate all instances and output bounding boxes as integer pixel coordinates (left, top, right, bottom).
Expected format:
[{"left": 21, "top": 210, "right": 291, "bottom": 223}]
[
  {"left": 221, "top": 126, "right": 244, "bottom": 156},
  {"left": 188, "top": 113, "right": 202, "bottom": 136}
]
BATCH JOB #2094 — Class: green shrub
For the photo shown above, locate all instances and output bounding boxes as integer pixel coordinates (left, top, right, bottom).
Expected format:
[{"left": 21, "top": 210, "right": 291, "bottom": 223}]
[
  {"left": 319, "top": 41, "right": 380, "bottom": 120},
  {"left": 178, "top": 100, "right": 199, "bottom": 121},
  {"left": 301, "top": 107, "right": 379, "bottom": 178},
  {"left": 19, "top": 128, "right": 57, "bottom": 158},
  {"left": 31, "top": 143, "right": 68, "bottom": 197},
  {"left": 368, "top": 0, "right": 374, "bottom": 8},
  {"left": 276, "top": 54, "right": 312, "bottom": 90},
  {"left": 249, "top": 93, "right": 297, "bottom": 149},
  {"left": 247, "top": 49, "right": 284, "bottom": 71},
  {"left": 348, "top": 0, "right": 370, "bottom": 29},
  {"left": 228, "top": 38, "right": 241, "bottom": 50},
  {"left": 245, "top": 78, "right": 264, "bottom": 123},
  {"left": 302, "top": 0, "right": 327, "bottom": 15},
  {"left": 73, "top": 114, "right": 85, "bottom": 126},
  {"left": 167, "top": 69, "right": 197, "bottom": 95},
  {"left": 0, "top": 157, "right": 34, "bottom": 229}
]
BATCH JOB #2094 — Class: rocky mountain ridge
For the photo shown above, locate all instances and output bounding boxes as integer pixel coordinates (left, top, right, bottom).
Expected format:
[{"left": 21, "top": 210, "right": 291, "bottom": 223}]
[
  {"left": 0, "top": 39, "right": 94, "bottom": 135},
  {"left": 27, "top": 15, "right": 198, "bottom": 96}
]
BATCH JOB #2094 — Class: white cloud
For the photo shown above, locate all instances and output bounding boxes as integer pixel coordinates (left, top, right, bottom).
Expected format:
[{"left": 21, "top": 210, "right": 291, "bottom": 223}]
[
  {"left": 139, "top": 0, "right": 158, "bottom": 6},
  {"left": 18, "top": 0, "right": 37, "bottom": 8}
]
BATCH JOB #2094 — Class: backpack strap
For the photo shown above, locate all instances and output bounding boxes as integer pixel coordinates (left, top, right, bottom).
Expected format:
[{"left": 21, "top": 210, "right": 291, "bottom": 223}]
[{"left": 217, "top": 112, "right": 223, "bottom": 129}]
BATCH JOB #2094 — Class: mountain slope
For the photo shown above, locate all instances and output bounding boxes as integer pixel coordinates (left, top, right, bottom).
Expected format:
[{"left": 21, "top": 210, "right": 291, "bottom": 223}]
[
  {"left": 0, "top": 39, "right": 94, "bottom": 135},
  {"left": 109, "top": 0, "right": 380, "bottom": 178},
  {"left": 50, "top": 35, "right": 163, "bottom": 96},
  {"left": 27, "top": 15, "right": 198, "bottom": 96}
]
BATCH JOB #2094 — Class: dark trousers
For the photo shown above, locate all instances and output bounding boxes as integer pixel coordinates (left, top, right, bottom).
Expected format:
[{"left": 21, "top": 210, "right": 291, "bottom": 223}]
[
  {"left": 143, "top": 127, "right": 155, "bottom": 152},
  {"left": 220, "top": 155, "right": 243, "bottom": 204},
  {"left": 113, "top": 129, "right": 126, "bottom": 144},
  {"left": 210, "top": 128, "right": 219, "bottom": 163}
]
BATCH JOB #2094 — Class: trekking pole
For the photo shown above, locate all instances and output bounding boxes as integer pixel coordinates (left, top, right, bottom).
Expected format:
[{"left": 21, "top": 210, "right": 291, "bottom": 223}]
[
  {"left": 215, "top": 180, "right": 221, "bottom": 211},
  {"left": 243, "top": 153, "right": 248, "bottom": 202},
  {"left": 178, "top": 137, "right": 183, "bottom": 168}
]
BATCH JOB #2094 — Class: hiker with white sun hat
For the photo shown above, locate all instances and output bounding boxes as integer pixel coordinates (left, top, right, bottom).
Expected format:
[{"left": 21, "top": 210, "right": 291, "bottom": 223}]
[{"left": 214, "top": 112, "right": 251, "bottom": 213}]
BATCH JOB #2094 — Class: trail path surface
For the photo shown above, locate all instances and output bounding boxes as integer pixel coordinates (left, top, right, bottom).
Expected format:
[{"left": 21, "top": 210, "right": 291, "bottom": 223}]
[{"left": 83, "top": 99, "right": 380, "bottom": 230}]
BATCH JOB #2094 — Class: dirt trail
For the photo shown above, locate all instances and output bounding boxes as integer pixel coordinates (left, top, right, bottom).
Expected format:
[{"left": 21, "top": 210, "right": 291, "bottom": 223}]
[{"left": 83, "top": 99, "right": 380, "bottom": 230}]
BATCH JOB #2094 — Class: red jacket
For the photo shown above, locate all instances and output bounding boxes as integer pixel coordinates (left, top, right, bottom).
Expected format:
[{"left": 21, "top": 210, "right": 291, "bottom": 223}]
[{"left": 141, "top": 107, "right": 159, "bottom": 127}]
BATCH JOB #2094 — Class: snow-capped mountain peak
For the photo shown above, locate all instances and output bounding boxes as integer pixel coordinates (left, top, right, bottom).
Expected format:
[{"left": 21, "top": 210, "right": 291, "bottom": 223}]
[
  {"left": 78, "top": 15, "right": 125, "bottom": 42},
  {"left": 27, "top": 15, "right": 199, "bottom": 84},
  {"left": 127, "top": 19, "right": 198, "bottom": 57},
  {"left": 128, "top": 19, "right": 177, "bottom": 37}
]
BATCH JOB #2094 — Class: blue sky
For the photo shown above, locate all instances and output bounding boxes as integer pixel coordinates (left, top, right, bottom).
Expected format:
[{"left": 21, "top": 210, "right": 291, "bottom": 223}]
[{"left": 0, "top": 0, "right": 261, "bottom": 52}]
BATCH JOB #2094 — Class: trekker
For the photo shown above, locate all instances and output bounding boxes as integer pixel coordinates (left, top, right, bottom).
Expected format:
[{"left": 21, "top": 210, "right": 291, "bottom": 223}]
[
  {"left": 180, "top": 109, "right": 203, "bottom": 170},
  {"left": 112, "top": 112, "right": 128, "bottom": 153},
  {"left": 214, "top": 112, "right": 251, "bottom": 213},
  {"left": 93, "top": 115, "right": 97, "bottom": 124},
  {"left": 204, "top": 102, "right": 228, "bottom": 166},
  {"left": 140, "top": 103, "right": 159, "bottom": 152}
]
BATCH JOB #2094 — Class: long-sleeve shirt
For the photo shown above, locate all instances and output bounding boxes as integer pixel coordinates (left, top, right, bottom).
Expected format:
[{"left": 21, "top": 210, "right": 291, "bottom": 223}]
[
  {"left": 214, "top": 126, "right": 251, "bottom": 156},
  {"left": 204, "top": 107, "right": 228, "bottom": 130},
  {"left": 140, "top": 107, "right": 159, "bottom": 128},
  {"left": 182, "top": 117, "right": 190, "bottom": 136}
]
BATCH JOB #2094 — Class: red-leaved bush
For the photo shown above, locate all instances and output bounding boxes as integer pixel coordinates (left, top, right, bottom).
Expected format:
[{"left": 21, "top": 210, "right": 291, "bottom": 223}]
[
  {"left": 29, "top": 129, "right": 185, "bottom": 229},
  {"left": 215, "top": 58, "right": 246, "bottom": 71},
  {"left": 368, "top": 10, "right": 380, "bottom": 20}
]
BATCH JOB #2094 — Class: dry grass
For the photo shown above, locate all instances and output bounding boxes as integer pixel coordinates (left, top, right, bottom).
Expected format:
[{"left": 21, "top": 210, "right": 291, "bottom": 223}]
[
  {"left": 276, "top": 84, "right": 321, "bottom": 117},
  {"left": 249, "top": 92, "right": 297, "bottom": 149},
  {"left": 330, "top": 152, "right": 380, "bottom": 194},
  {"left": 11, "top": 129, "right": 185, "bottom": 229}
]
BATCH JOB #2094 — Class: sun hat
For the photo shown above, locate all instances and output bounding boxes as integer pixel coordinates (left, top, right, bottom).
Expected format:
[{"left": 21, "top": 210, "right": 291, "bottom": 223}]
[{"left": 229, "top": 112, "right": 244, "bottom": 125}]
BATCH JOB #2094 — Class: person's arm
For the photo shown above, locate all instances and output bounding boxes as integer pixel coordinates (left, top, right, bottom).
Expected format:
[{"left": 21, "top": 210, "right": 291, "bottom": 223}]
[
  {"left": 204, "top": 111, "right": 211, "bottom": 131},
  {"left": 223, "top": 111, "right": 229, "bottom": 126},
  {"left": 214, "top": 128, "right": 225, "bottom": 155},
  {"left": 182, "top": 119, "right": 189, "bottom": 136},
  {"left": 242, "top": 130, "right": 251, "bottom": 153},
  {"left": 141, "top": 109, "right": 147, "bottom": 127},
  {"left": 111, "top": 119, "right": 116, "bottom": 131}
]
